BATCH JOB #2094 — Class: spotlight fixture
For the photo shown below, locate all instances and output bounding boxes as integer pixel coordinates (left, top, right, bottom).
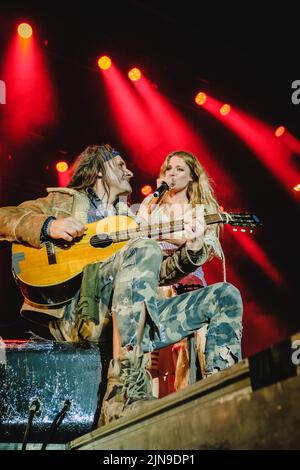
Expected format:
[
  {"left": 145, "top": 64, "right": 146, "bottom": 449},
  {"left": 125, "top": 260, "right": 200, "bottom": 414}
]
[
  {"left": 141, "top": 185, "right": 152, "bottom": 196},
  {"left": 17, "top": 23, "right": 33, "bottom": 39},
  {"left": 56, "top": 161, "right": 69, "bottom": 173},
  {"left": 195, "top": 92, "right": 207, "bottom": 106},
  {"left": 97, "top": 56, "right": 112, "bottom": 71},
  {"left": 275, "top": 126, "right": 285, "bottom": 137},
  {"left": 128, "top": 68, "right": 142, "bottom": 82},
  {"left": 220, "top": 104, "right": 231, "bottom": 116}
]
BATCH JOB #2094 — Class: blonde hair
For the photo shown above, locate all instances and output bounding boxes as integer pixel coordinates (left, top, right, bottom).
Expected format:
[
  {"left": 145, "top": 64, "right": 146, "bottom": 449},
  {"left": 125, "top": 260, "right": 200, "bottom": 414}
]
[
  {"left": 159, "top": 150, "right": 220, "bottom": 214},
  {"left": 158, "top": 150, "right": 226, "bottom": 279}
]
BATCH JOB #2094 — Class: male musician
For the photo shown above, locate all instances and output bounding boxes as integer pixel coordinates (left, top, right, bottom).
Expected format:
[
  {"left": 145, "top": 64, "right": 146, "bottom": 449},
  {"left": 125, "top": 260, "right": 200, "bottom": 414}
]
[{"left": 0, "top": 144, "right": 243, "bottom": 425}]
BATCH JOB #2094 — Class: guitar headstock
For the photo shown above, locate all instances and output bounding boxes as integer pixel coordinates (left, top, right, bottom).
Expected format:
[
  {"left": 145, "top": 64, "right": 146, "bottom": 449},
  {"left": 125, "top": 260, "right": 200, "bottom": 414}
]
[{"left": 222, "top": 212, "right": 262, "bottom": 229}]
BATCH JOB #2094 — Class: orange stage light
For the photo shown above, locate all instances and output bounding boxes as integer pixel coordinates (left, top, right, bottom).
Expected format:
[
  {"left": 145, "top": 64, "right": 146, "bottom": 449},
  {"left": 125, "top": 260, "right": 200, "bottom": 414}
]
[
  {"left": 141, "top": 185, "right": 152, "bottom": 196},
  {"left": 195, "top": 92, "right": 207, "bottom": 106},
  {"left": 128, "top": 68, "right": 142, "bottom": 82},
  {"left": 293, "top": 184, "right": 300, "bottom": 192},
  {"left": 56, "top": 161, "right": 69, "bottom": 173},
  {"left": 17, "top": 23, "right": 33, "bottom": 39},
  {"left": 97, "top": 56, "right": 112, "bottom": 71},
  {"left": 220, "top": 104, "right": 231, "bottom": 116},
  {"left": 275, "top": 126, "right": 285, "bottom": 137}
]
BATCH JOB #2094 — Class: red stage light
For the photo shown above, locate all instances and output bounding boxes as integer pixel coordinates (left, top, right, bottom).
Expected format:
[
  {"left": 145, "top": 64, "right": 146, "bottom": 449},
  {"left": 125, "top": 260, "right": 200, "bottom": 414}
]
[
  {"left": 3, "top": 26, "right": 56, "bottom": 141},
  {"left": 203, "top": 95, "right": 298, "bottom": 199},
  {"left": 97, "top": 56, "right": 112, "bottom": 70},
  {"left": 293, "top": 184, "right": 300, "bottom": 192},
  {"left": 275, "top": 126, "right": 285, "bottom": 137},
  {"left": 128, "top": 68, "right": 142, "bottom": 82},
  {"left": 56, "top": 161, "right": 68, "bottom": 173},
  {"left": 220, "top": 104, "right": 231, "bottom": 116},
  {"left": 17, "top": 23, "right": 33, "bottom": 39},
  {"left": 195, "top": 92, "right": 207, "bottom": 106},
  {"left": 141, "top": 185, "right": 152, "bottom": 196}
]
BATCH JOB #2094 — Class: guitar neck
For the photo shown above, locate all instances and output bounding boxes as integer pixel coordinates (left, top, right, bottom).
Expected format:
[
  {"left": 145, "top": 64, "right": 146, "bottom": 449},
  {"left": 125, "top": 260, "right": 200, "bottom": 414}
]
[{"left": 110, "top": 213, "right": 224, "bottom": 243}]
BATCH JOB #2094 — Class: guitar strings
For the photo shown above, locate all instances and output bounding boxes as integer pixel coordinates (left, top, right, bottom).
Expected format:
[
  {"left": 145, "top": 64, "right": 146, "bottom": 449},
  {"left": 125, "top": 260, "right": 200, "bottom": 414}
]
[{"left": 51, "top": 213, "right": 254, "bottom": 248}]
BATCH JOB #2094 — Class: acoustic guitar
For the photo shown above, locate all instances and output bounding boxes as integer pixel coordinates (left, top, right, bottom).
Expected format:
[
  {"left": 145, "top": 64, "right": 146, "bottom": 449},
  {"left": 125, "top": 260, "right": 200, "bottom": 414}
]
[{"left": 11, "top": 212, "right": 261, "bottom": 306}]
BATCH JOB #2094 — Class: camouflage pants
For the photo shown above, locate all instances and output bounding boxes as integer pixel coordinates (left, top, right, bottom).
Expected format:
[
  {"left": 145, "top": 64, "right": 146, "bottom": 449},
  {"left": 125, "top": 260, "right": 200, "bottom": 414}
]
[
  {"left": 99, "top": 238, "right": 243, "bottom": 374},
  {"left": 152, "top": 285, "right": 243, "bottom": 372},
  {"left": 53, "top": 238, "right": 243, "bottom": 373}
]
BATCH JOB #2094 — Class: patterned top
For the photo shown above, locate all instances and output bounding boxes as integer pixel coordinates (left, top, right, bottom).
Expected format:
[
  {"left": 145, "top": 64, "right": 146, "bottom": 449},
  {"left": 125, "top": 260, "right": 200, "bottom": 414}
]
[{"left": 138, "top": 194, "right": 226, "bottom": 284}]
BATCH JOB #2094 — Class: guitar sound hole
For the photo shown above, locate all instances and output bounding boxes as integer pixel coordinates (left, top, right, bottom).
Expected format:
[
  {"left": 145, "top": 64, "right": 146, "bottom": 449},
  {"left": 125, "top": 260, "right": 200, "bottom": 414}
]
[{"left": 90, "top": 234, "right": 113, "bottom": 248}]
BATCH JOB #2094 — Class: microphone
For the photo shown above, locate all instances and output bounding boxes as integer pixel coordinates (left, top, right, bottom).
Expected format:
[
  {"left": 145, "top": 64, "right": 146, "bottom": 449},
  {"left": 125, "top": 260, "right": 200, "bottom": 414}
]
[
  {"left": 153, "top": 181, "right": 169, "bottom": 198},
  {"left": 147, "top": 181, "right": 170, "bottom": 214}
]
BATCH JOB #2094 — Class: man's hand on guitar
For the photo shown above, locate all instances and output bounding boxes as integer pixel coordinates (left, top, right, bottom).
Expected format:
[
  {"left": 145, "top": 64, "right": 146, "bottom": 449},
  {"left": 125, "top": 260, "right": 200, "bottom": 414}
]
[
  {"left": 48, "top": 217, "right": 87, "bottom": 242},
  {"left": 184, "top": 208, "right": 207, "bottom": 252}
]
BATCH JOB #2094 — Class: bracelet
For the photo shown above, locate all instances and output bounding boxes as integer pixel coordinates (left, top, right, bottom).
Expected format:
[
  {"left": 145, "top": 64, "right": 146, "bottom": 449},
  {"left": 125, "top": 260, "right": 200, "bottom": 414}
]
[{"left": 40, "top": 216, "right": 56, "bottom": 242}]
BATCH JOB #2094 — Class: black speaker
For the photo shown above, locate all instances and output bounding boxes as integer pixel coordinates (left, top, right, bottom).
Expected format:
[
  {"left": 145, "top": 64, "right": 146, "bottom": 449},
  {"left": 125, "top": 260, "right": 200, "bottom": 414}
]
[{"left": 0, "top": 340, "right": 103, "bottom": 444}]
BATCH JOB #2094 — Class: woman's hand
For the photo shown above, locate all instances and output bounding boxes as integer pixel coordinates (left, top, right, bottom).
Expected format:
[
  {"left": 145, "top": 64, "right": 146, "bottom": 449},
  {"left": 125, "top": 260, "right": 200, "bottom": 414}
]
[{"left": 184, "top": 208, "right": 207, "bottom": 251}]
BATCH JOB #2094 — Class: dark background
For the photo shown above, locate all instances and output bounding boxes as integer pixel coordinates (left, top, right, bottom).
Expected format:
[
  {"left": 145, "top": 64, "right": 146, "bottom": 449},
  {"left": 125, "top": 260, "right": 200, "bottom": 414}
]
[{"left": 0, "top": 1, "right": 299, "bottom": 356}]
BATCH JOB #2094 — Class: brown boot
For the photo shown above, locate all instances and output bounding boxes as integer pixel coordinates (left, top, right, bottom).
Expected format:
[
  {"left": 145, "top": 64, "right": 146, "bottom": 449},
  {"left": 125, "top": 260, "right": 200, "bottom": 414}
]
[{"left": 98, "top": 347, "right": 156, "bottom": 427}]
